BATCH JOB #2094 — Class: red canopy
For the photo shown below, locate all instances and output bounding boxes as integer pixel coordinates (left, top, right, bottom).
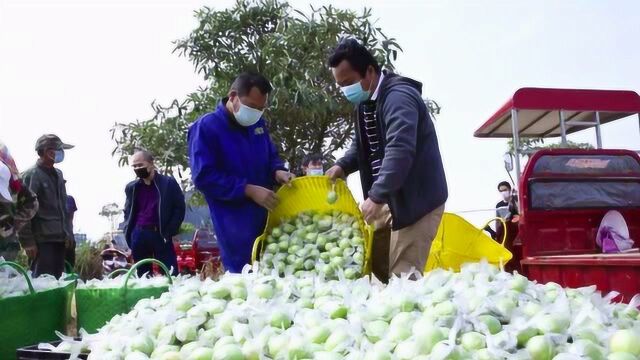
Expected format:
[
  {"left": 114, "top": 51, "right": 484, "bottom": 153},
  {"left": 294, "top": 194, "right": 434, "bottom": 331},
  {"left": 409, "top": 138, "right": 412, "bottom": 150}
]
[{"left": 474, "top": 88, "right": 640, "bottom": 138}]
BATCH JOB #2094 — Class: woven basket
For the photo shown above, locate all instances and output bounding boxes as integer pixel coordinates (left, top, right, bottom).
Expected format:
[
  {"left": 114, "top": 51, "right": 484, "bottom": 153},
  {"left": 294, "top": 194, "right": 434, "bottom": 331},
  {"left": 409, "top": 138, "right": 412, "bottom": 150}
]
[
  {"left": 0, "top": 261, "right": 75, "bottom": 360},
  {"left": 251, "top": 176, "right": 374, "bottom": 275},
  {"left": 75, "top": 258, "right": 172, "bottom": 333},
  {"left": 425, "top": 213, "right": 513, "bottom": 272}
]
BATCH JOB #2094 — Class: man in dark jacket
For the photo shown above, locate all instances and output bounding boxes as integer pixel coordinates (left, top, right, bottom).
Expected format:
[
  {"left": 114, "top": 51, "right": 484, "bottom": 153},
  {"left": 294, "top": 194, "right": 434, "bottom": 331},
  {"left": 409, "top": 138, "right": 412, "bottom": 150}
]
[
  {"left": 188, "top": 72, "right": 293, "bottom": 273},
  {"left": 326, "top": 39, "right": 448, "bottom": 278},
  {"left": 19, "top": 134, "right": 74, "bottom": 277},
  {"left": 485, "top": 181, "right": 519, "bottom": 239},
  {"left": 123, "top": 150, "right": 185, "bottom": 276}
]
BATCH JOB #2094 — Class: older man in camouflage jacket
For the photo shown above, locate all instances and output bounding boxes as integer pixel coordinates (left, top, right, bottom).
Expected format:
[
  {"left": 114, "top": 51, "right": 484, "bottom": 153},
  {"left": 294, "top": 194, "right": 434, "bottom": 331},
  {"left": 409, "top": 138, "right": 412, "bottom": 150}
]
[{"left": 19, "top": 135, "right": 74, "bottom": 277}]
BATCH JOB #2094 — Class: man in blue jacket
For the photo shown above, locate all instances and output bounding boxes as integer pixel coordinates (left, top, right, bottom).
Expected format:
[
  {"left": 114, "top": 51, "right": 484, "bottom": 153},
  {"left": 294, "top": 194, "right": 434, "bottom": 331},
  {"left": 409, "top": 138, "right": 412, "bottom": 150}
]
[
  {"left": 326, "top": 39, "right": 448, "bottom": 278},
  {"left": 123, "top": 150, "right": 185, "bottom": 276},
  {"left": 188, "top": 72, "right": 293, "bottom": 273}
]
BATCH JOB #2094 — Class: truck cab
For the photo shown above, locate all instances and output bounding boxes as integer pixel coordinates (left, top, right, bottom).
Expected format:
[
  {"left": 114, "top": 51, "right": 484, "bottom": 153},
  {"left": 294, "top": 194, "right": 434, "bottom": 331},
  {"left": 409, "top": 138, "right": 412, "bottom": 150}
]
[{"left": 475, "top": 87, "right": 640, "bottom": 300}]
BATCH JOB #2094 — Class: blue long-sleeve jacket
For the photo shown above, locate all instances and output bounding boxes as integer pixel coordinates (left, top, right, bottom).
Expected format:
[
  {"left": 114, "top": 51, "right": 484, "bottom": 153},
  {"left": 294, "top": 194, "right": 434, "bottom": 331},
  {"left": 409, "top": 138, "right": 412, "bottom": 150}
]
[{"left": 187, "top": 100, "right": 286, "bottom": 272}]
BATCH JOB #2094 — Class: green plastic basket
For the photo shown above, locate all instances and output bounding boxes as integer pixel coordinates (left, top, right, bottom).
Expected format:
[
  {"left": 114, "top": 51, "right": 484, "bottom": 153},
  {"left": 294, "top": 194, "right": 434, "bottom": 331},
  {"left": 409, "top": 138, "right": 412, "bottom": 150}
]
[
  {"left": 75, "top": 259, "right": 173, "bottom": 333},
  {"left": 0, "top": 261, "right": 75, "bottom": 360}
]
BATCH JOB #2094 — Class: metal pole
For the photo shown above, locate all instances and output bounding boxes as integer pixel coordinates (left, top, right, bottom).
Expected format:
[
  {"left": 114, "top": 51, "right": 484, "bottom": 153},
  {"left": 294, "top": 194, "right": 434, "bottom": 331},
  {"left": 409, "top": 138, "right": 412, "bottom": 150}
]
[
  {"left": 511, "top": 109, "right": 521, "bottom": 183},
  {"left": 559, "top": 110, "right": 567, "bottom": 146},
  {"left": 595, "top": 111, "right": 603, "bottom": 149}
]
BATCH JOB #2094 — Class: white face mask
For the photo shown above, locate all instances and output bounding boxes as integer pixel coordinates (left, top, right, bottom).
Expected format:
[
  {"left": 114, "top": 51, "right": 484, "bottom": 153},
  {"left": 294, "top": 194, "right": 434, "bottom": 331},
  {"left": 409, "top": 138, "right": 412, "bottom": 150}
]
[
  {"left": 500, "top": 190, "right": 511, "bottom": 201},
  {"left": 307, "top": 168, "right": 324, "bottom": 176},
  {"left": 0, "top": 161, "right": 12, "bottom": 201},
  {"left": 233, "top": 101, "right": 264, "bottom": 127}
]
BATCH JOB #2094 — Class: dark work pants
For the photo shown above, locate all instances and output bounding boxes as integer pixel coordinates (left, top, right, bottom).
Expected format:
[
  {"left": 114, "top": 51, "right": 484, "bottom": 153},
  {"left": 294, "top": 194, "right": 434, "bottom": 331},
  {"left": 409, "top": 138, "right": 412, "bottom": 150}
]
[
  {"left": 130, "top": 228, "right": 178, "bottom": 276},
  {"left": 32, "top": 242, "right": 66, "bottom": 278},
  {"left": 65, "top": 239, "right": 76, "bottom": 267}
]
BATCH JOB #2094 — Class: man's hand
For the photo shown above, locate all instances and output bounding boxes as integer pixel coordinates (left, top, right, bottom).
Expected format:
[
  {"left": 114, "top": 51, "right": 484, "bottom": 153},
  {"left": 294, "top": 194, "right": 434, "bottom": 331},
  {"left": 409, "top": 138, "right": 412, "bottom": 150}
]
[
  {"left": 325, "top": 165, "right": 346, "bottom": 182},
  {"left": 24, "top": 245, "right": 37, "bottom": 259},
  {"left": 0, "top": 219, "right": 11, "bottom": 238},
  {"left": 275, "top": 170, "right": 294, "bottom": 186},
  {"left": 245, "top": 184, "right": 278, "bottom": 211},
  {"left": 361, "top": 198, "right": 385, "bottom": 224}
]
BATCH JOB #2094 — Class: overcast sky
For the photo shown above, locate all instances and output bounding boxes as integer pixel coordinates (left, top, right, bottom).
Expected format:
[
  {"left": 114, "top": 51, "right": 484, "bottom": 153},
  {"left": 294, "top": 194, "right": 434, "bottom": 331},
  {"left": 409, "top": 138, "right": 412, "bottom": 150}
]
[{"left": 1, "top": 0, "right": 639, "bottom": 240}]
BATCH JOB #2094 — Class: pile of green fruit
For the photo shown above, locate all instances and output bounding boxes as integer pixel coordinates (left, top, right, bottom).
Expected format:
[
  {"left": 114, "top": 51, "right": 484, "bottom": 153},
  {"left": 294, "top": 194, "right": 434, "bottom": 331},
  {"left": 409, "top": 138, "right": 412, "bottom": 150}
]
[
  {"left": 258, "top": 210, "right": 365, "bottom": 280},
  {"left": 58, "top": 262, "right": 640, "bottom": 360}
]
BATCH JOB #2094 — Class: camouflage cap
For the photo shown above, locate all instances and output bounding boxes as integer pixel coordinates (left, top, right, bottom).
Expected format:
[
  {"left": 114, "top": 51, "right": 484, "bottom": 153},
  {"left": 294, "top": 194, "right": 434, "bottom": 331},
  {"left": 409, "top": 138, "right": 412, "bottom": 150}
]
[{"left": 35, "top": 134, "right": 74, "bottom": 152}]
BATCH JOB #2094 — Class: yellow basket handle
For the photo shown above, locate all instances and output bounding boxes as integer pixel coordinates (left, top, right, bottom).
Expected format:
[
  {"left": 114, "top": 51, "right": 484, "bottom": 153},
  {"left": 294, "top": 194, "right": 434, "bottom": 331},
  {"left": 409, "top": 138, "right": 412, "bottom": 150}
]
[
  {"left": 251, "top": 236, "right": 264, "bottom": 263},
  {"left": 363, "top": 224, "right": 375, "bottom": 274},
  {"left": 481, "top": 217, "right": 508, "bottom": 247}
]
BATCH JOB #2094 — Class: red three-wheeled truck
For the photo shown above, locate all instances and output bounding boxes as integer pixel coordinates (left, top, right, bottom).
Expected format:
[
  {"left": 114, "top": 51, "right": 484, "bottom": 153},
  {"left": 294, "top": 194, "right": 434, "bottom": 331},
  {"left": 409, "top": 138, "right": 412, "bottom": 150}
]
[{"left": 475, "top": 87, "right": 640, "bottom": 301}]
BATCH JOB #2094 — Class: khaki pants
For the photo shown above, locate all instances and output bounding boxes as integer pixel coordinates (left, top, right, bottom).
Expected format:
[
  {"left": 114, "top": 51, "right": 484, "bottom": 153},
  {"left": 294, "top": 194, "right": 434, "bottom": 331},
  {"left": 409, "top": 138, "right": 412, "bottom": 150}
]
[{"left": 370, "top": 204, "right": 445, "bottom": 281}]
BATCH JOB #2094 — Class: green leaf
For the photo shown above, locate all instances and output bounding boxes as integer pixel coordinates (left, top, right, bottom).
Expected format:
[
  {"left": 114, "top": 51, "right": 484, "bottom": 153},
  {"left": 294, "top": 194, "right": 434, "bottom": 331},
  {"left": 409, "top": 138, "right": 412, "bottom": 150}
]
[{"left": 112, "top": 0, "right": 440, "bottom": 193}]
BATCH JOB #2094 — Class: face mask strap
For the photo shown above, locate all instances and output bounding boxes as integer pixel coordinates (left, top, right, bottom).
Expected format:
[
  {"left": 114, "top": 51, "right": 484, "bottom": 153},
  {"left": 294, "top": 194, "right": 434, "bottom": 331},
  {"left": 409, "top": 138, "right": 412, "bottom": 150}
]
[
  {"left": 45, "top": 149, "right": 55, "bottom": 162},
  {"left": 364, "top": 67, "right": 376, "bottom": 93},
  {"left": 233, "top": 95, "right": 242, "bottom": 112}
]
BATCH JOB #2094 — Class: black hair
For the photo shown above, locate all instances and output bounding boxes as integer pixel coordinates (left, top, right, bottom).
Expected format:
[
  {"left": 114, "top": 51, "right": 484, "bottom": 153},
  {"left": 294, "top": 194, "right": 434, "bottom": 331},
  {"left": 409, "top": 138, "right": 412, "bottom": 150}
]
[
  {"left": 230, "top": 72, "right": 273, "bottom": 97},
  {"left": 302, "top": 153, "right": 323, "bottom": 167},
  {"left": 327, "top": 38, "right": 381, "bottom": 77},
  {"left": 498, "top": 181, "right": 512, "bottom": 191}
]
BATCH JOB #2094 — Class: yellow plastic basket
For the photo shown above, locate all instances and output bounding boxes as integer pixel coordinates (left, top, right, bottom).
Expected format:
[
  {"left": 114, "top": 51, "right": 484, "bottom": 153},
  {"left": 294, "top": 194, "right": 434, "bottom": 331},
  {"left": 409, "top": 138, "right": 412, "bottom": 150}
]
[
  {"left": 425, "top": 213, "right": 513, "bottom": 272},
  {"left": 251, "top": 176, "right": 374, "bottom": 275}
]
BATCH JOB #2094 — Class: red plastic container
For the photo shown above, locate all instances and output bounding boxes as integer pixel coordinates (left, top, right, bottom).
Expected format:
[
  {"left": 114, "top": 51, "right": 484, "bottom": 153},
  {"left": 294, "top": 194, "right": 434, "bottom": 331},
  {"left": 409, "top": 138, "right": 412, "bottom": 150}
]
[
  {"left": 192, "top": 229, "right": 221, "bottom": 272},
  {"left": 174, "top": 242, "right": 196, "bottom": 274}
]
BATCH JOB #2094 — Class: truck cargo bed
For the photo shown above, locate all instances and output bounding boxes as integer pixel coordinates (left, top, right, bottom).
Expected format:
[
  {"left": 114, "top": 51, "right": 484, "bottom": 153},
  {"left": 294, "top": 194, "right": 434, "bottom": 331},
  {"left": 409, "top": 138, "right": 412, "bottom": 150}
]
[{"left": 522, "top": 253, "right": 640, "bottom": 302}]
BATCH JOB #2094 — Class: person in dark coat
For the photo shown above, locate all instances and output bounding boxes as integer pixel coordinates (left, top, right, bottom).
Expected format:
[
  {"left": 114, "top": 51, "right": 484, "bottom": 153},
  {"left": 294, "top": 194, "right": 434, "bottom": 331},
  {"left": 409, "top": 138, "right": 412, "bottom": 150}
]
[
  {"left": 19, "top": 134, "right": 74, "bottom": 277},
  {"left": 123, "top": 150, "right": 185, "bottom": 276},
  {"left": 325, "top": 39, "right": 448, "bottom": 279},
  {"left": 485, "top": 181, "right": 519, "bottom": 239}
]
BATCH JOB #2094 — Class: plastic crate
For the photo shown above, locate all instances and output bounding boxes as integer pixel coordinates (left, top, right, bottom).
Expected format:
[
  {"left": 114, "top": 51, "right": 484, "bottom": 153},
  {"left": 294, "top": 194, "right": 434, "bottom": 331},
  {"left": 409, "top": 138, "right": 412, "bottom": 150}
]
[
  {"left": 16, "top": 341, "right": 88, "bottom": 360},
  {"left": 522, "top": 253, "right": 640, "bottom": 302}
]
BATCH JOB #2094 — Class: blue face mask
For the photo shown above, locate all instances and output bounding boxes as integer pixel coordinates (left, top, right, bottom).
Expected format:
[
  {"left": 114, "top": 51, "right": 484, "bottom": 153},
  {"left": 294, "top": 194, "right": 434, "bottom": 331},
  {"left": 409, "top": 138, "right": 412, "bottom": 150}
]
[
  {"left": 340, "top": 80, "right": 371, "bottom": 104},
  {"left": 54, "top": 150, "right": 65, "bottom": 164},
  {"left": 307, "top": 168, "right": 324, "bottom": 176},
  {"left": 234, "top": 101, "right": 264, "bottom": 127}
]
